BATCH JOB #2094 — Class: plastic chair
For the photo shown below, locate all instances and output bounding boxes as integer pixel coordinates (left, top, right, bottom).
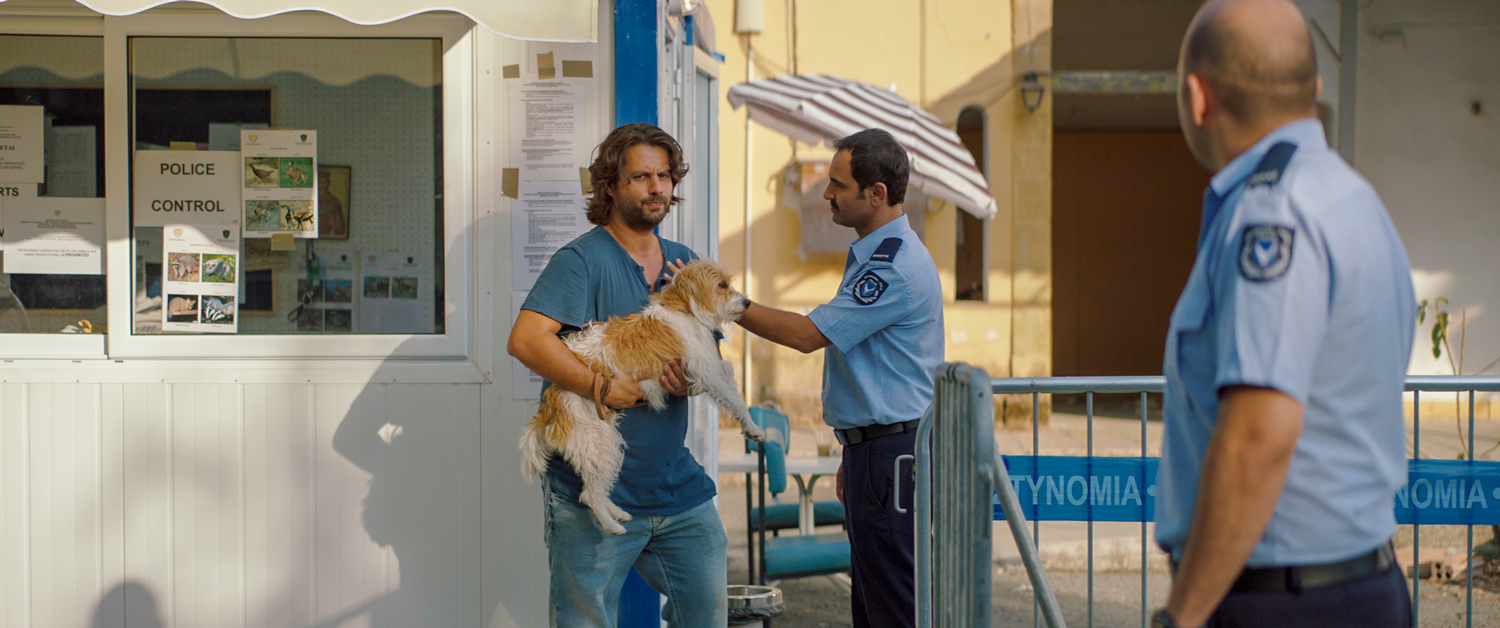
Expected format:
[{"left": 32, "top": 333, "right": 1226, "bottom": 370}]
[{"left": 745, "top": 404, "right": 850, "bottom": 584}]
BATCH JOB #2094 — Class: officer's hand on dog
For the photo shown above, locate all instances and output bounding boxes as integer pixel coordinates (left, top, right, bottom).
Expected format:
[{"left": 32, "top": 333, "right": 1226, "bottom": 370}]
[
  {"left": 661, "top": 360, "right": 691, "bottom": 396},
  {"left": 604, "top": 372, "right": 654, "bottom": 412},
  {"left": 663, "top": 258, "right": 687, "bottom": 281}
]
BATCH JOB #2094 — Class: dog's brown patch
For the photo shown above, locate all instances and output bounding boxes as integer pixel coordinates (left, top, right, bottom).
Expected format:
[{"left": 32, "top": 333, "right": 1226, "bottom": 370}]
[
  {"left": 526, "top": 260, "right": 737, "bottom": 448},
  {"left": 533, "top": 386, "right": 574, "bottom": 449}
]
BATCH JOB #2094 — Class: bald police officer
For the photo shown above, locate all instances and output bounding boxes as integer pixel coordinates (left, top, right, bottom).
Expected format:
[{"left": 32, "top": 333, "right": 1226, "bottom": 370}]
[
  {"left": 739, "top": 128, "right": 943, "bottom": 628},
  {"left": 1151, "top": 1, "right": 1415, "bottom": 627}
]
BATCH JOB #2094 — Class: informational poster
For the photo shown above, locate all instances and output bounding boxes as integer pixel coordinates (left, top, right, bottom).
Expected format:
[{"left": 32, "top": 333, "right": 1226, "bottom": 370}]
[
  {"left": 0, "top": 105, "right": 44, "bottom": 183},
  {"left": 46, "top": 126, "right": 96, "bottom": 197},
  {"left": 512, "top": 292, "right": 543, "bottom": 399},
  {"left": 509, "top": 77, "right": 589, "bottom": 178},
  {"left": 511, "top": 180, "right": 589, "bottom": 290},
  {"left": 208, "top": 122, "right": 267, "bottom": 152},
  {"left": 0, "top": 183, "right": 38, "bottom": 251},
  {"left": 294, "top": 251, "right": 354, "bottom": 333},
  {"left": 357, "top": 251, "right": 422, "bottom": 334},
  {"left": 162, "top": 224, "right": 240, "bottom": 333},
  {"left": 2, "top": 197, "right": 104, "bottom": 274},
  {"left": 240, "top": 129, "right": 317, "bottom": 238},
  {"left": 133, "top": 151, "right": 241, "bottom": 226}
]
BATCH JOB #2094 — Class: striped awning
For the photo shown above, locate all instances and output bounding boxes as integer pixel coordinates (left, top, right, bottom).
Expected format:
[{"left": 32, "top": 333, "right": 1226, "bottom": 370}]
[
  {"left": 6, "top": 0, "right": 596, "bottom": 42},
  {"left": 728, "top": 74, "right": 996, "bottom": 219}
]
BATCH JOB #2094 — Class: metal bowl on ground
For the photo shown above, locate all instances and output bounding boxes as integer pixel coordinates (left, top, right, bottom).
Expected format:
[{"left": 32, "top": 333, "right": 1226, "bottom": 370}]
[{"left": 727, "top": 585, "right": 784, "bottom": 625}]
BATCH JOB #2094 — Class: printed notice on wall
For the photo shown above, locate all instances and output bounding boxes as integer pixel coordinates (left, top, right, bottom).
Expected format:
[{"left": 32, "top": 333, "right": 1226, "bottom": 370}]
[
  {"left": 509, "top": 76, "right": 589, "bottom": 178},
  {"left": 134, "top": 151, "right": 241, "bottom": 226},
  {"left": 46, "top": 126, "right": 96, "bottom": 197},
  {"left": 0, "top": 105, "right": 44, "bottom": 183},
  {"left": 240, "top": 129, "right": 317, "bottom": 238},
  {"left": 512, "top": 180, "right": 590, "bottom": 291},
  {"left": 2, "top": 196, "right": 104, "bottom": 274},
  {"left": 162, "top": 224, "right": 240, "bottom": 333},
  {"left": 293, "top": 252, "right": 355, "bottom": 333},
  {"left": 0, "top": 183, "right": 38, "bottom": 251},
  {"left": 357, "top": 251, "right": 423, "bottom": 334},
  {"left": 512, "top": 292, "right": 544, "bottom": 399}
]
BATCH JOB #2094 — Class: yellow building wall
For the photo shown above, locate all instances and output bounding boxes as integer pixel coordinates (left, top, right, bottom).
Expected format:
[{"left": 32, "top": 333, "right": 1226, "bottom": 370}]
[{"left": 704, "top": 0, "right": 1052, "bottom": 426}]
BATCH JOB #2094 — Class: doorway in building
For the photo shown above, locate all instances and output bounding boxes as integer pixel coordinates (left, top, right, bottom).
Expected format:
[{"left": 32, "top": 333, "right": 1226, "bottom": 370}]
[{"left": 1052, "top": 129, "right": 1208, "bottom": 379}]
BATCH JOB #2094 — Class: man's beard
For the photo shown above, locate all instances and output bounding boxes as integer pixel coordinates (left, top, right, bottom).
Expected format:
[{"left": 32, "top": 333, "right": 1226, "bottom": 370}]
[{"left": 618, "top": 195, "right": 672, "bottom": 230}]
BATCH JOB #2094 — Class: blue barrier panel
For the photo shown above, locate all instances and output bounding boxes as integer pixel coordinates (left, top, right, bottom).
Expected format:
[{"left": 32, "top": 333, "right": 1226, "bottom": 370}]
[
  {"left": 1397, "top": 459, "right": 1500, "bottom": 525},
  {"left": 994, "top": 456, "right": 1158, "bottom": 523},
  {"left": 994, "top": 456, "right": 1500, "bottom": 525}
]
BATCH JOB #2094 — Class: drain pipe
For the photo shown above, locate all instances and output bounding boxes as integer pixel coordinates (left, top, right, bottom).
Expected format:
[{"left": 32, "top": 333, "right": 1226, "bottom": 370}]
[{"left": 743, "top": 45, "right": 755, "bottom": 406}]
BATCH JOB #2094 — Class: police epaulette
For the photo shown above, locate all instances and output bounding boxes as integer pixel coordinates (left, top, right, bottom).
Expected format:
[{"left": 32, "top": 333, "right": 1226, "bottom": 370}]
[
  {"left": 1246, "top": 142, "right": 1297, "bottom": 188},
  {"left": 869, "top": 238, "right": 904, "bottom": 263}
]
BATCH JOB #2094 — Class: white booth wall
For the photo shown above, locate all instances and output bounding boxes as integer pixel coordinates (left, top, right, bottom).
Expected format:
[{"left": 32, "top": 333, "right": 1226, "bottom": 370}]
[{"left": 0, "top": 2, "right": 696, "bottom": 627}]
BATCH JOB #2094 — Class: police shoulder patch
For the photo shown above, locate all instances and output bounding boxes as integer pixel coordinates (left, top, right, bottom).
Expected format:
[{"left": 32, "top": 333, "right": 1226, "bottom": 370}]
[
  {"left": 851, "top": 270, "right": 890, "bottom": 305},
  {"left": 1238, "top": 224, "right": 1295, "bottom": 282}
]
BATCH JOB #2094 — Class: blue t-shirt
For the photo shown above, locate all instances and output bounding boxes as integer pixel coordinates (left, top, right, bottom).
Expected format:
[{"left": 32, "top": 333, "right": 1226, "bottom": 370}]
[
  {"left": 807, "top": 215, "right": 944, "bottom": 429},
  {"left": 521, "top": 226, "right": 716, "bottom": 516},
  {"left": 1155, "top": 119, "right": 1415, "bottom": 566}
]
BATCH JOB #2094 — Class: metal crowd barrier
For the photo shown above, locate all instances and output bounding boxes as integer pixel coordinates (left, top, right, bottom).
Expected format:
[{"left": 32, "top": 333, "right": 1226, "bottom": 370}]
[
  {"left": 919, "top": 370, "right": 1500, "bottom": 628},
  {"left": 915, "top": 364, "right": 1066, "bottom": 628}
]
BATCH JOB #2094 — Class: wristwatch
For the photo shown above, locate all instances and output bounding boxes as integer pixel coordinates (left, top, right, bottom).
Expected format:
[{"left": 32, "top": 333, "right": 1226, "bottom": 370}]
[{"left": 1151, "top": 609, "right": 1184, "bottom": 628}]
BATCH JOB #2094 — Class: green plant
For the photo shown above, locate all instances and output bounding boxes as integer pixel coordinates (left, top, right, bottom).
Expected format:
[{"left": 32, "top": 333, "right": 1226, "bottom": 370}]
[{"left": 1417, "top": 297, "right": 1500, "bottom": 460}]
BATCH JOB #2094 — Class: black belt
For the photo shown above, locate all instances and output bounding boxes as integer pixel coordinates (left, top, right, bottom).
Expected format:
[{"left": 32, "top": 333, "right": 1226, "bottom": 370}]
[
  {"left": 1229, "top": 543, "right": 1394, "bottom": 593},
  {"left": 834, "top": 419, "right": 919, "bottom": 446}
]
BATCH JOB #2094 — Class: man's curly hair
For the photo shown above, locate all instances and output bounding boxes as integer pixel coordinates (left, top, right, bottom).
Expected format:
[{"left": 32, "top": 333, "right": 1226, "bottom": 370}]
[{"left": 585, "top": 123, "right": 689, "bottom": 226}]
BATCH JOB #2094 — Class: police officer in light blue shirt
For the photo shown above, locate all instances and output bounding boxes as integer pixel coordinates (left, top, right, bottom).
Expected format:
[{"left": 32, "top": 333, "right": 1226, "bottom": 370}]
[
  {"left": 809, "top": 212, "right": 943, "bottom": 433},
  {"left": 1151, "top": 2, "right": 1415, "bottom": 628},
  {"left": 740, "top": 128, "right": 943, "bottom": 628}
]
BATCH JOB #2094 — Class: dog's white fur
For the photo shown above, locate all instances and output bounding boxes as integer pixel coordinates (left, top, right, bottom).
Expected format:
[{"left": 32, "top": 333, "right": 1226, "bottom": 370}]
[{"left": 520, "top": 259, "right": 764, "bottom": 535}]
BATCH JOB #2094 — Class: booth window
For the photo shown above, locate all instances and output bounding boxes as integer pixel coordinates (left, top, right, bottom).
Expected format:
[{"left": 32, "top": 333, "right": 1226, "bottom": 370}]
[
  {"left": 129, "top": 37, "right": 445, "bottom": 335},
  {"left": 0, "top": 35, "right": 108, "bottom": 333}
]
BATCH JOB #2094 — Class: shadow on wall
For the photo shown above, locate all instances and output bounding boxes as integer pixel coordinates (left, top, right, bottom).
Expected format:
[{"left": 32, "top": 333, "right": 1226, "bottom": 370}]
[
  {"left": 92, "top": 582, "right": 164, "bottom": 628},
  {"left": 326, "top": 210, "right": 521, "bottom": 628}
]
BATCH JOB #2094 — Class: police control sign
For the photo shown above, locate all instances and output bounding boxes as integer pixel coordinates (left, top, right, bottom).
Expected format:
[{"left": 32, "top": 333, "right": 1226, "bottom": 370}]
[{"left": 133, "top": 150, "right": 241, "bottom": 227}]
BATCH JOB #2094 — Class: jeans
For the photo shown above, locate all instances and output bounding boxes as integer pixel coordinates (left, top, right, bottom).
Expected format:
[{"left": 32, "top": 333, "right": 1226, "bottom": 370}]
[{"left": 545, "top": 479, "right": 728, "bottom": 628}]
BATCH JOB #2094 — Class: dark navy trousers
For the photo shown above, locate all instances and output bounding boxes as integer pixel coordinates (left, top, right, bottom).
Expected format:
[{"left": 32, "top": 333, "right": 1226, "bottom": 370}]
[
  {"left": 843, "top": 428, "right": 916, "bottom": 628},
  {"left": 1206, "top": 563, "right": 1413, "bottom": 628}
]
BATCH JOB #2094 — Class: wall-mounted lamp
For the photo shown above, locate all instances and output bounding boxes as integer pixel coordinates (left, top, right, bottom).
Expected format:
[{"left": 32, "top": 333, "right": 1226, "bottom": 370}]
[{"left": 1020, "top": 72, "right": 1045, "bottom": 113}]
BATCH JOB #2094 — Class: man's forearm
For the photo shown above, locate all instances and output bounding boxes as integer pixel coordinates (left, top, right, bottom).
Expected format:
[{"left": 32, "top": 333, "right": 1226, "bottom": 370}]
[
  {"left": 736, "top": 303, "right": 831, "bottom": 354},
  {"left": 1166, "top": 386, "right": 1303, "bottom": 627},
  {"left": 509, "top": 330, "right": 600, "bottom": 398}
]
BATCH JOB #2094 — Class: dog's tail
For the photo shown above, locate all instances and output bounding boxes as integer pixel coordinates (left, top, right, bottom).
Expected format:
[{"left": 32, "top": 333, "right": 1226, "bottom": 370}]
[
  {"left": 519, "top": 386, "right": 573, "bottom": 481},
  {"left": 518, "top": 420, "right": 548, "bottom": 481}
]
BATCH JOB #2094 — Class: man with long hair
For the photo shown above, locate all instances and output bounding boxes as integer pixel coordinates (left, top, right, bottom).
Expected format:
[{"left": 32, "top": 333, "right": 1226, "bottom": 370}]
[{"left": 508, "top": 123, "right": 727, "bottom": 627}]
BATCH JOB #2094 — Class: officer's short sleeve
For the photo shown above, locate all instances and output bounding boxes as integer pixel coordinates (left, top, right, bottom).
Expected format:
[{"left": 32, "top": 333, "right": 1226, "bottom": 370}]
[
  {"left": 808, "top": 264, "right": 913, "bottom": 353},
  {"left": 1213, "top": 186, "right": 1330, "bottom": 405},
  {"left": 521, "top": 247, "right": 589, "bottom": 330}
]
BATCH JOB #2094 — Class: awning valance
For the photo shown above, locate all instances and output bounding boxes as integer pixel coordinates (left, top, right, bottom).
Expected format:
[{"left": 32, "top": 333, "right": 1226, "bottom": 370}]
[
  {"left": 728, "top": 74, "right": 997, "bottom": 220},
  {"left": 21, "top": 0, "right": 598, "bottom": 42}
]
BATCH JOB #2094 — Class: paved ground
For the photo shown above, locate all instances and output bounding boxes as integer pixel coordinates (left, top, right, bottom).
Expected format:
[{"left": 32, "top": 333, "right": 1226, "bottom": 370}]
[{"left": 716, "top": 411, "right": 1500, "bottom": 627}]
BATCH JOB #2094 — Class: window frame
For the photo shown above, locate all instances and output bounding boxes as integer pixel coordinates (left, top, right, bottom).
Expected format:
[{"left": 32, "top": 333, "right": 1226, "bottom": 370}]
[{"left": 75, "top": 10, "right": 476, "bottom": 360}]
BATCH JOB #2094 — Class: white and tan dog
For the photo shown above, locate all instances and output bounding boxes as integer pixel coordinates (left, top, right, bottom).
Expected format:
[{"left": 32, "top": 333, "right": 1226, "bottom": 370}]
[{"left": 520, "top": 259, "right": 765, "bottom": 535}]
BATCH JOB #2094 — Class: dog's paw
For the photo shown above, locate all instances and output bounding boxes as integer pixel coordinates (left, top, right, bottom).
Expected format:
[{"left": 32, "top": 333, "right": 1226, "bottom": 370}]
[
  {"left": 742, "top": 424, "right": 767, "bottom": 443},
  {"left": 600, "top": 519, "right": 628, "bottom": 536}
]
